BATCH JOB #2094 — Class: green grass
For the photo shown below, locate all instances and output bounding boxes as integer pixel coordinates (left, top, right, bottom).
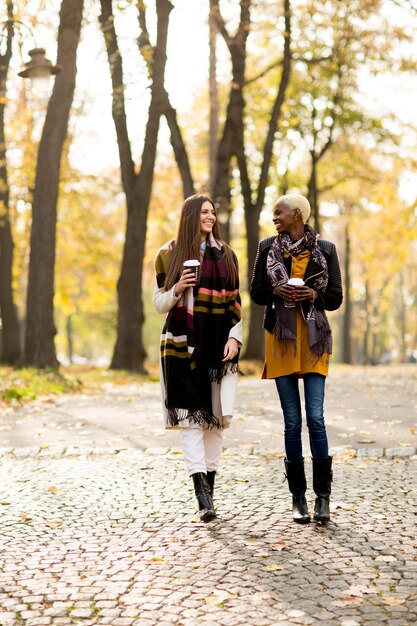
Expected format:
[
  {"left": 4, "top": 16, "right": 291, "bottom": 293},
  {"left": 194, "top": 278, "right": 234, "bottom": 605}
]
[
  {"left": 0, "top": 359, "right": 262, "bottom": 407},
  {"left": 0, "top": 364, "right": 154, "bottom": 406},
  {"left": 0, "top": 367, "right": 78, "bottom": 403}
]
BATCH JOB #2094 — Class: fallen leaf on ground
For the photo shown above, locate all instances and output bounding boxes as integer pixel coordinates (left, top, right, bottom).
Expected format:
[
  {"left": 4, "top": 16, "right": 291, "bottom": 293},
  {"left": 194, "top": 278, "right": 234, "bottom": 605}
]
[
  {"left": 18, "top": 512, "right": 32, "bottom": 522},
  {"left": 151, "top": 557, "right": 165, "bottom": 563},
  {"left": 382, "top": 597, "right": 406, "bottom": 606},
  {"left": 204, "top": 596, "right": 226, "bottom": 606},
  {"left": 46, "top": 520, "right": 63, "bottom": 529},
  {"left": 334, "top": 503, "right": 356, "bottom": 510},
  {"left": 48, "top": 486, "right": 59, "bottom": 494},
  {"left": 337, "top": 597, "right": 364, "bottom": 606},
  {"left": 265, "top": 565, "right": 283, "bottom": 571}
]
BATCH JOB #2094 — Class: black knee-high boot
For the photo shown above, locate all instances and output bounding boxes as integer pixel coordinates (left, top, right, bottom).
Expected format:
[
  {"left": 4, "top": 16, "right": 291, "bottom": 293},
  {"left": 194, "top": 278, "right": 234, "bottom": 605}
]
[
  {"left": 192, "top": 473, "right": 216, "bottom": 522},
  {"left": 206, "top": 471, "right": 216, "bottom": 497},
  {"left": 312, "top": 456, "right": 333, "bottom": 522},
  {"left": 284, "top": 458, "right": 311, "bottom": 524}
]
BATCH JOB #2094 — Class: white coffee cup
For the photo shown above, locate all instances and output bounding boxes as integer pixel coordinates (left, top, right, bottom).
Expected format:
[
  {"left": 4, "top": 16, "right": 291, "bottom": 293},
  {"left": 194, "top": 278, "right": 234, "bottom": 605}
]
[
  {"left": 183, "top": 259, "right": 200, "bottom": 283},
  {"left": 285, "top": 277, "right": 305, "bottom": 307},
  {"left": 287, "top": 278, "right": 305, "bottom": 287}
]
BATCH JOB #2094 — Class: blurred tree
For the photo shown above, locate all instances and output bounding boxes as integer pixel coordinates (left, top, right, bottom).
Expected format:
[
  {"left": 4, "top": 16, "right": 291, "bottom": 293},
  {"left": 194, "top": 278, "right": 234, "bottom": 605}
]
[
  {"left": 0, "top": 0, "right": 21, "bottom": 364},
  {"left": 135, "top": 2, "right": 195, "bottom": 197},
  {"left": 211, "top": 0, "right": 292, "bottom": 359},
  {"left": 23, "top": 0, "right": 84, "bottom": 367},
  {"left": 99, "top": 0, "right": 173, "bottom": 373},
  {"left": 54, "top": 163, "right": 123, "bottom": 364},
  {"left": 279, "top": 0, "right": 411, "bottom": 230}
]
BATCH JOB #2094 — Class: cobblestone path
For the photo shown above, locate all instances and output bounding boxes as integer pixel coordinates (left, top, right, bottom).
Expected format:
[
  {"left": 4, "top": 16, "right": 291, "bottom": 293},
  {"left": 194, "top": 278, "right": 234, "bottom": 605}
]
[{"left": 1, "top": 448, "right": 416, "bottom": 625}]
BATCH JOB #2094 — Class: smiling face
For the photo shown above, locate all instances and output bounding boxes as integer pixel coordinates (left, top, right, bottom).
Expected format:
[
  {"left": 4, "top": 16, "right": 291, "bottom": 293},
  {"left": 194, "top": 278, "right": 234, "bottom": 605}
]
[
  {"left": 272, "top": 201, "right": 299, "bottom": 234},
  {"left": 200, "top": 200, "right": 217, "bottom": 239}
]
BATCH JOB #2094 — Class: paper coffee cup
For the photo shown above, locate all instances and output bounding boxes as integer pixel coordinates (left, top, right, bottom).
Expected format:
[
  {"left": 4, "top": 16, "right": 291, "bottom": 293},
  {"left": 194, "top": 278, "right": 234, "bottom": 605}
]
[
  {"left": 287, "top": 278, "right": 305, "bottom": 287},
  {"left": 183, "top": 259, "right": 200, "bottom": 283},
  {"left": 285, "top": 277, "right": 304, "bottom": 307}
]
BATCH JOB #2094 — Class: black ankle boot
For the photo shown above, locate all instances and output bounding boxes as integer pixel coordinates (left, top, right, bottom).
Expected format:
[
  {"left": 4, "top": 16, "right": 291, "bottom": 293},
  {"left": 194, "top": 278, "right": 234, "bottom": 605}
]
[
  {"left": 206, "top": 471, "right": 216, "bottom": 497},
  {"left": 284, "top": 458, "right": 310, "bottom": 524},
  {"left": 192, "top": 473, "right": 216, "bottom": 522},
  {"left": 312, "top": 456, "right": 333, "bottom": 522}
]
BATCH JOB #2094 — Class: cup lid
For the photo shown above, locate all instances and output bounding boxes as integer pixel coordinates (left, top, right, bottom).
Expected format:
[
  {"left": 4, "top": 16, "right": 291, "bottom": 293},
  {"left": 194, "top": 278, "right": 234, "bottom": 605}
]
[{"left": 287, "top": 277, "right": 304, "bottom": 286}]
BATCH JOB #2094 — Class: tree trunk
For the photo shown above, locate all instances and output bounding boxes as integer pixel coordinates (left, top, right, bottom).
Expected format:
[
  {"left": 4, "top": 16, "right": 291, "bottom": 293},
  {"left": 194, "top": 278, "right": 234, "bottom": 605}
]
[
  {"left": 341, "top": 220, "right": 352, "bottom": 363},
  {"left": 210, "top": 0, "right": 251, "bottom": 242},
  {"left": 208, "top": 4, "right": 219, "bottom": 194},
  {"left": 398, "top": 271, "right": 407, "bottom": 362},
  {"left": 243, "top": 0, "right": 292, "bottom": 359},
  {"left": 363, "top": 281, "right": 370, "bottom": 365},
  {"left": 0, "top": 1, "right": 21, "bottom": 364},
  {"left": 307, "top": 151, "right": 320, "bottom": 231},
  {"left": 163, "top": 92, "right": 195, "bottom": 198},
  {"left": 66, "top": 314, "right": 73, "bottom": 363},
  {"left": 243, "top": 206, "right": 265, "bottom": 360},
  {"left": 23, "top": 0, "right": 84, "bottom": 368},
  {"left": 99, "top": 0, "right": 173, "bottom": 372}
]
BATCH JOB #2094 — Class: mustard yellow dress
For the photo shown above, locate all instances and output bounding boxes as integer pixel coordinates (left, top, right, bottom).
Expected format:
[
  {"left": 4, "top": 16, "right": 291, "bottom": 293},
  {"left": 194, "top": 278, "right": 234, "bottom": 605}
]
[{"left": 263, "top": 249, "right": 329, "bottom": 379}]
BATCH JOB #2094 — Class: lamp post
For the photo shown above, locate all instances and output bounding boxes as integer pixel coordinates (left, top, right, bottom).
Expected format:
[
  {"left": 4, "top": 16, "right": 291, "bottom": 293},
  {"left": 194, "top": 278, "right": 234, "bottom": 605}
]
[
  {"left": 0, "top": 18, "right": 61, "bottom": 83},
  {"left": 0, "top": 13, "right": 62, "bottom": 364}
]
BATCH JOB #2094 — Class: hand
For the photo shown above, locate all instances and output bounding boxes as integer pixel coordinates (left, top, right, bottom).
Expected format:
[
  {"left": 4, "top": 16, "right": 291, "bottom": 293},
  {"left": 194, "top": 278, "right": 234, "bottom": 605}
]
[
  {"left": 291, "top": 286, "right": 316, "bottom": 302},
  {"left": 174, "top": 269, "right": 197, "bottom": 296},
  {"left": 222, "top": 338, "right": 239, "bottom": 362},
  {"left": 273, "top": 284, "right": 316, "bottom": 303},
  {"left": 272, "top": 284, "right": 294, "bottom": 302}
]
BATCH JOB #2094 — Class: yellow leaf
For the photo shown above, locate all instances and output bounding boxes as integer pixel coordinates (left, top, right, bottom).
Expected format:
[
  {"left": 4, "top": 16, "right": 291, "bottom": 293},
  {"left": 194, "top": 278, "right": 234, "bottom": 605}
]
[
  {"left": 382, "top": 597, "right": 406, "bottom": 606},
  {"left": 204, "top": 596, "right": 222, "bottom": 605},
  {"left": 151, "top": 557, "right": 165, "bottom": 563},
  {"left": 339, "top": 597, "right": 364, "bottom": 605},
  {"left": 46, "top": 520, "right": 63, "bottom": 529},
  {"left": 265, "top": 565, "right": 283, "bottom": 571},
  {"left": 19, "top": 512, "right": 32, "bottom": 522},
  {"left": 48, "top": 486, "right": 59, "bottom": 494}
]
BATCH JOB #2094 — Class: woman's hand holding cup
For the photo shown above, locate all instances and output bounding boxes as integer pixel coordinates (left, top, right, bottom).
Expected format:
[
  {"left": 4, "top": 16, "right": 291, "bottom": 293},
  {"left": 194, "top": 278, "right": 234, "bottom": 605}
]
[{"left": 174, "top": 260, "right": 200, "bottom": 296}]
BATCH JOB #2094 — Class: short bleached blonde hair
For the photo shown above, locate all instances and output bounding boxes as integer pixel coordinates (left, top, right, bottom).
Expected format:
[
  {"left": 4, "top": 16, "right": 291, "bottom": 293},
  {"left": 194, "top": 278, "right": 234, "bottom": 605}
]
[{"left": 276, "top": 193, "right": 311, "bottom": 224}]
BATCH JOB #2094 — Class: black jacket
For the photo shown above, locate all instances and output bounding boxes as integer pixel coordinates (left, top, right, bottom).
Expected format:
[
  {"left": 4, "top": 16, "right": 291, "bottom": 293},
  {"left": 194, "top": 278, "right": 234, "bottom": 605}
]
[{"left": 250, "top": 236, "right": 343, "bottom": 333}]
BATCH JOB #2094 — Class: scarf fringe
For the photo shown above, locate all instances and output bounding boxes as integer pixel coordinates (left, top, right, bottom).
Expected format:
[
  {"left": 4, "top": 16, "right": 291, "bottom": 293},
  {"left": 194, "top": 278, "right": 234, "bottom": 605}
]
[
  {"left": 208, "top": 362, "right": 240, "bottom": 384},
  {"left": 167, "top": 407, "right": 222, "bottom": 429}
]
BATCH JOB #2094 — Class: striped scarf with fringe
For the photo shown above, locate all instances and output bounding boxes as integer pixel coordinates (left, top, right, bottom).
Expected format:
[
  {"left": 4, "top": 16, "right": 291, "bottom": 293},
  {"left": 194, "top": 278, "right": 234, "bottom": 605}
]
[{"left": 155, "top": 237, "right": 241, "bottom": 427}]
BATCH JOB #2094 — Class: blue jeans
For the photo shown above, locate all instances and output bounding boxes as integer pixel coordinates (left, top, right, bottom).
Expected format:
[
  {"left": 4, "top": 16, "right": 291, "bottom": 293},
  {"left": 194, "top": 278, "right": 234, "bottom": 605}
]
[{"left": 274, "top": 373, "right": 329, "bottom": 462}]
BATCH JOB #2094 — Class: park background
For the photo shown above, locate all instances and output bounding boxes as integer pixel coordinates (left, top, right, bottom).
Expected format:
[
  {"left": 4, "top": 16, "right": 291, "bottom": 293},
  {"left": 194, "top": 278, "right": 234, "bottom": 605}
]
[{"left": 1, "top": 0, "right": 417, "bottom": 389}]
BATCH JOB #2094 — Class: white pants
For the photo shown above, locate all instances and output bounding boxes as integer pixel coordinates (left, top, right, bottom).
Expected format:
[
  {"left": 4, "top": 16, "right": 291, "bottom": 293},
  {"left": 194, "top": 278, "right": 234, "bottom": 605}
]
[{"left": 180, "top": 424, "right": 224, "bottom": 475}]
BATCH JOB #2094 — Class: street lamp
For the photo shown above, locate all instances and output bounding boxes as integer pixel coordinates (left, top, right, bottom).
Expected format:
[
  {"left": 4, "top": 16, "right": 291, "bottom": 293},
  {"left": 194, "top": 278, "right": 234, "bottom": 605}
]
[{"left": 1, "top": 18, "right": 62, "bottom": 85}]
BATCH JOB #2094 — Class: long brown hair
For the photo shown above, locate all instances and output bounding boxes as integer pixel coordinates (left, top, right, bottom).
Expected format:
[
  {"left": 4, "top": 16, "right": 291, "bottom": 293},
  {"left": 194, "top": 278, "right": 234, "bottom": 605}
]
[{"left": 164, "top": 194, "right": 239, "bottom": 289}]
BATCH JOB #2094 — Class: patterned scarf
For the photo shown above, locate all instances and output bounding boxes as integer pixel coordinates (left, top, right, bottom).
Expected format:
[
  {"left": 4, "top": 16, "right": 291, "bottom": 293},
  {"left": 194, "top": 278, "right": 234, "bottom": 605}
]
[
  {"left": 266, "top": 224, "right": 332, "bottom": 357},
  {"left": 155, "top": 235, "right": 241, "bottom": 427}
]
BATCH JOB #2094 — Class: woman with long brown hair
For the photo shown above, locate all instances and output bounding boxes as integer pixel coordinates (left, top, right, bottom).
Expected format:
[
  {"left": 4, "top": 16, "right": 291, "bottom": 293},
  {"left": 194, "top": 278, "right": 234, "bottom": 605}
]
[{"left": 154, "top": 194, "right": 242, "bottom": 521}]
